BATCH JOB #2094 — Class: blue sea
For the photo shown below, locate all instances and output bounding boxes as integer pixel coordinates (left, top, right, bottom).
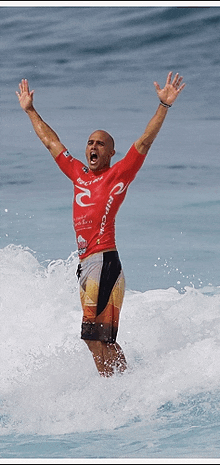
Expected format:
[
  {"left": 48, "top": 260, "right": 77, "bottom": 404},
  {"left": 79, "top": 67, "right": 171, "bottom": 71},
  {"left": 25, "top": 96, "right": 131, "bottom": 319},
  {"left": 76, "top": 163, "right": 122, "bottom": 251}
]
[{"left": 1, "top": 2, "right": 220, "bottom": 462}]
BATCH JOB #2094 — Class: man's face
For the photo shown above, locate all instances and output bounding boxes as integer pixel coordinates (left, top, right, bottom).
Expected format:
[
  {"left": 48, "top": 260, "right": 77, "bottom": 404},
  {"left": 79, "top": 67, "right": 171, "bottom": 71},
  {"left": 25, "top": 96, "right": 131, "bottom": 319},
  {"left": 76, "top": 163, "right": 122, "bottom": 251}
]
[{"left": 85, "top": 130, "right": 115, "bottom": 172}]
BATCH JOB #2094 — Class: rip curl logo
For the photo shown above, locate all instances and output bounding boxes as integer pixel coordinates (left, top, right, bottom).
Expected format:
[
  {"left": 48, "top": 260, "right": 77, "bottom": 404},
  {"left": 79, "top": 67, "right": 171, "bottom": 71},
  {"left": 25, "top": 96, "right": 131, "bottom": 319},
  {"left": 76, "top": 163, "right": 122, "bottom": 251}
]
[
  {"left": 82, "top": 166, "right": 89, "bottom": 173},
  {"left": 77, "top": 235, "right": 88, "bottom": 256},
  {"left": 110, "top": 182, "right": 129, "bottom": 196},
  {"left": 75, "top": 185, "right": 96, "bottom": 207},
  {"left": 99, "top": 181, "right": 129, "bottom": 235}
]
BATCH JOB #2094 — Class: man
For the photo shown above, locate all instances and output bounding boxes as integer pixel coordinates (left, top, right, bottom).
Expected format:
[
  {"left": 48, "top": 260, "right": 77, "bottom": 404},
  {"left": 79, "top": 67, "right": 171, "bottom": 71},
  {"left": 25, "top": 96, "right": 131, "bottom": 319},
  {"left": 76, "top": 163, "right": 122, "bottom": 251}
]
[{"left": 16, "top": 72, "right": 185, "bottom": 377}]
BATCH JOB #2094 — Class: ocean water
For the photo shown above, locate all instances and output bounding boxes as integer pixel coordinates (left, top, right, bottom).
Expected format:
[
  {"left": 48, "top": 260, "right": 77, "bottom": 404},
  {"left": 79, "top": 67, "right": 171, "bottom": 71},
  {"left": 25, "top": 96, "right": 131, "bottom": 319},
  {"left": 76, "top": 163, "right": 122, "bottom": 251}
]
[{"left": 1, "top": 3, "right": 220, "bottom": 461}]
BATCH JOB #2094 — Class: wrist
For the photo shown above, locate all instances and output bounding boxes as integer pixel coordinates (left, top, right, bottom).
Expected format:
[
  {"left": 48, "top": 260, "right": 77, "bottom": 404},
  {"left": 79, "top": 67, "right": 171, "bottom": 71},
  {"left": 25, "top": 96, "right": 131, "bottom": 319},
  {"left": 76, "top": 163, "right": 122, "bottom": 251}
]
[
  {"left": 25, "top": 105, "right": 35, "bottom": 115},
  {"left": 159, "top": 100, "right": 172, "bottom": 109}
]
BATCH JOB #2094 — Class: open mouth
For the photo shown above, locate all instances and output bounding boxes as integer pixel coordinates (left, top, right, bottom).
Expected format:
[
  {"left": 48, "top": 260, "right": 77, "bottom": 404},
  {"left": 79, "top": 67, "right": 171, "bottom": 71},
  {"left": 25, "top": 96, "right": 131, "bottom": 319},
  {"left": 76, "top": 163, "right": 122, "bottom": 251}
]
[{"left": 90, "top": 151, "right": 98, "bottom": 164}]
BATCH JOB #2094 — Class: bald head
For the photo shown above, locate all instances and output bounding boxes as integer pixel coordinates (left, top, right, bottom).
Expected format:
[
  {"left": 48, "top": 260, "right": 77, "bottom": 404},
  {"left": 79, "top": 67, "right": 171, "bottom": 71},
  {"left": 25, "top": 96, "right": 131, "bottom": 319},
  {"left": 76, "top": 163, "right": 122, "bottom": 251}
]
[
  {"left": 85, "top": 130, "right": 116, "bottom": 172},
  {"left": 89, "top": 130, "right": 115, "bottom": 150}
]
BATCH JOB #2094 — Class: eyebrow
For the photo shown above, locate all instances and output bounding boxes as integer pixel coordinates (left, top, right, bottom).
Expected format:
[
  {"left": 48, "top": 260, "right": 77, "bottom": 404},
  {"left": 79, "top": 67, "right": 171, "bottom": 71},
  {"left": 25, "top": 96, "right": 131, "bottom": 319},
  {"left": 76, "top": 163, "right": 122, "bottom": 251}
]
[{"left": 87, "top": 139, "right": 105, "bottom": 145}]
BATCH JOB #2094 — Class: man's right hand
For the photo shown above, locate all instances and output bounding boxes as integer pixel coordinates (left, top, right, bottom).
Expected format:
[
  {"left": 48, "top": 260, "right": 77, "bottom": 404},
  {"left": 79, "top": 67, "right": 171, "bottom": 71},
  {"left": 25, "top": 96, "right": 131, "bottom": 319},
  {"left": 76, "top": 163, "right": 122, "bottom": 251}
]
[
  {"left": 16, "top": 79, "right": 66, "bottom": 159},
  {"left": 16, "top": 79, "right": 34, "bottom": 112}
]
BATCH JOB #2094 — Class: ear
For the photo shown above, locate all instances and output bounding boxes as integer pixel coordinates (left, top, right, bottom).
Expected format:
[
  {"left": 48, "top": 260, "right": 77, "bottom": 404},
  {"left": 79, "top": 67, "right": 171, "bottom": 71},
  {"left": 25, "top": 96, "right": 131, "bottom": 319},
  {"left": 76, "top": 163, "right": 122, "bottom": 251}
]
[{"left": 111, "top": 150, "right": 116, "bottom": 158}]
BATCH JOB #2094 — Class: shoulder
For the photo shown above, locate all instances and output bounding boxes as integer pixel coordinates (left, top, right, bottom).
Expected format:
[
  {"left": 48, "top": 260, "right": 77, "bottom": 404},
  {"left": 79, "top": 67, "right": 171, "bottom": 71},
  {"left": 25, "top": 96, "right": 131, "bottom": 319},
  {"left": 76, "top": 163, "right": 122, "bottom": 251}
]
[
  {"left": 55, "top": 149, "right": 87, "bottom": 181},
  {"left": 115, "top": 144, "right": 146, "bottom": 171}
]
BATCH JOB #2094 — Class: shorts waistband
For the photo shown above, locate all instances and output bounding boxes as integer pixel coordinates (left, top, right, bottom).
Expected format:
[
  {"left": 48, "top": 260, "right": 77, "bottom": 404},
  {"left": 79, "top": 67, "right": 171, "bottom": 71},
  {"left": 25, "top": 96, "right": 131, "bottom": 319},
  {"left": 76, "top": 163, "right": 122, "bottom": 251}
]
[{"left": 79, "top": 248, "right": 117, "bottom": 263}]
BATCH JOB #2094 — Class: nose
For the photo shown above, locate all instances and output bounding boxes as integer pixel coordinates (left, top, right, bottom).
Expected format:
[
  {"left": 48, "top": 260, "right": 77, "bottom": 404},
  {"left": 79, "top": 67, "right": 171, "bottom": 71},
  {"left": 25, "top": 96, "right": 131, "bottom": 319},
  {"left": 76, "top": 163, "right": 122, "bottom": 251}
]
[{"left": 92, "top": 141, "right": 98, "bottom": 149}]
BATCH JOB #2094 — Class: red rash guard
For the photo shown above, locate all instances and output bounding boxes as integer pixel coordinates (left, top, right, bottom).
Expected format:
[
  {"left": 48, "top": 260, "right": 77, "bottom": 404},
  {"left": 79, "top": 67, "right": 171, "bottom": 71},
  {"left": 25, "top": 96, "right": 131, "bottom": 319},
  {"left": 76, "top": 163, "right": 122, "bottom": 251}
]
[{"left": 55, "top": 144, "right": 146, "bottom": 259}]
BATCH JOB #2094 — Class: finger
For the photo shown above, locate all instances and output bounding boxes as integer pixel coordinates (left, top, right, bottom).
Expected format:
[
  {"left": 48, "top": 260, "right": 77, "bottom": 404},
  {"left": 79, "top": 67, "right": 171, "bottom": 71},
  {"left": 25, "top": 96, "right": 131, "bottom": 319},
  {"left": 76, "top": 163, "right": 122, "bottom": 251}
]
[
  {"left": 176, "top": 76, "right": 183, "bottom": 87},
  {"left": 21, "top": 79, "right": 28, "bottom": 92},
  {"left": 177, "top": 83, "right": 186, "bottom": 93},
  {"left": 153, "top": 81, "right": 161, "bottom": 92},
  {"left": 166, "top": 71, "right": 173, "bottom": 85},
  {"left": 172, "top": 73, "right": 179, "bottom": 86},
  {"left": 23, "top": 79, "right": 29, "bottom": 93},
  {"left": 21, "top": 79, "right": 25, "bottom": 91}
]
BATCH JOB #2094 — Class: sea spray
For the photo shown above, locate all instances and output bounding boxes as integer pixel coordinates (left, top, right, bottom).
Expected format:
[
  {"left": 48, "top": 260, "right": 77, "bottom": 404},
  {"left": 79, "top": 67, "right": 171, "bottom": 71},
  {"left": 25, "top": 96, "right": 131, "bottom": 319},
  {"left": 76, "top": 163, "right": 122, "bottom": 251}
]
[{"left": 1, "top": 245, "right": 220, "bottom": 436}]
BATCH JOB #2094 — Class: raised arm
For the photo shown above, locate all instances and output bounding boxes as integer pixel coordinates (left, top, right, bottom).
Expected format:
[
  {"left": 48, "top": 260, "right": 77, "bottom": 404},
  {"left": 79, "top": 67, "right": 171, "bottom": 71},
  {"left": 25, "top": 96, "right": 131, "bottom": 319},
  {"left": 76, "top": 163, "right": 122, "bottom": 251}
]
[
  {"left": 16, "top": 79, "right": 66, "bottom": 159},
  {"left": 134, "top": 72, "right": 186, "bottom": 155}
]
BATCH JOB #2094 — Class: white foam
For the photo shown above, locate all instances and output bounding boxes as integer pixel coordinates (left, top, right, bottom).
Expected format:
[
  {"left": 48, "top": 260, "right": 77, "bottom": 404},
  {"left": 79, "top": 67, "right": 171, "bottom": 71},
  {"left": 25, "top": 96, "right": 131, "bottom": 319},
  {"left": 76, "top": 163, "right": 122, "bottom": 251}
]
[{"left": 1, "top": 245, "right": 220, "bottom": 435}]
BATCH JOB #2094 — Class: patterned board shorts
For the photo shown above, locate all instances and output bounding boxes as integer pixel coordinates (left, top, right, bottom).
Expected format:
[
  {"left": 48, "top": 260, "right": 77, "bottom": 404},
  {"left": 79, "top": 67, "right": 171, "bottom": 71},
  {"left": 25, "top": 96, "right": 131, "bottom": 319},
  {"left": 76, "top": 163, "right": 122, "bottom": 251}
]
[{"left": 77, "top": 251, "right": 125, "bottom": 343}]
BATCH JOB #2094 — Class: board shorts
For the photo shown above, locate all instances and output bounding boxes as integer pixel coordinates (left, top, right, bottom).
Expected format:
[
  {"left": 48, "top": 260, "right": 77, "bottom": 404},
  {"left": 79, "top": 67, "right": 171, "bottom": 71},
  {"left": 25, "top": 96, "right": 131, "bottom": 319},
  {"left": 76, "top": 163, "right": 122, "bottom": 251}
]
[{"left": 77, "top": 251, "right": 125, "bottom": 343}]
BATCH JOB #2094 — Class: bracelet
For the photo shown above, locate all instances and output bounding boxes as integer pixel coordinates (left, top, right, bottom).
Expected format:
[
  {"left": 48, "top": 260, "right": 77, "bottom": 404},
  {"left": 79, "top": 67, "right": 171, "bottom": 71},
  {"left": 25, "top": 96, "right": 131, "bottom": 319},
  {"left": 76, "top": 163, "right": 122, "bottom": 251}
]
[{"left": 160, "top": 100, "right": 172, "bottom": 108}]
